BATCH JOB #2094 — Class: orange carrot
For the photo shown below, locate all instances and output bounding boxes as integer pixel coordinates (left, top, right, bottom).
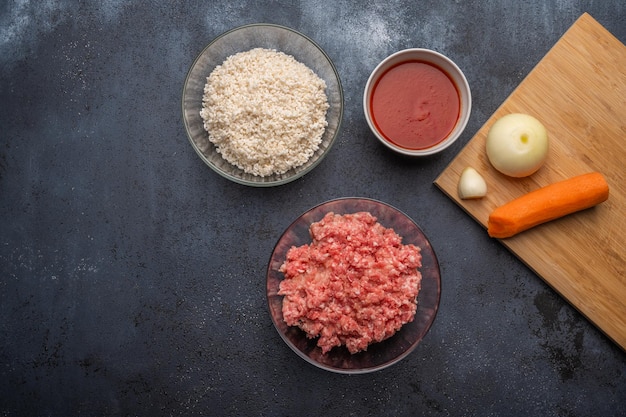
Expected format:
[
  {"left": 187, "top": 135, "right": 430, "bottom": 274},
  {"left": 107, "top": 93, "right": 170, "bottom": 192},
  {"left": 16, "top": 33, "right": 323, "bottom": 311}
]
[{"left": 487, "top": 172, "right": 609, "bottom": 238}]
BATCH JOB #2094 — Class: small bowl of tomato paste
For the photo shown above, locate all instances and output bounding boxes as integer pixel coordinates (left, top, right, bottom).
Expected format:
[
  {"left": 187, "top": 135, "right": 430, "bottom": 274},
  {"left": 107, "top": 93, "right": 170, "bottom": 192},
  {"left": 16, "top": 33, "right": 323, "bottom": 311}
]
[{"left": 363, "top": 48, "right": 471, "bottom": 156}]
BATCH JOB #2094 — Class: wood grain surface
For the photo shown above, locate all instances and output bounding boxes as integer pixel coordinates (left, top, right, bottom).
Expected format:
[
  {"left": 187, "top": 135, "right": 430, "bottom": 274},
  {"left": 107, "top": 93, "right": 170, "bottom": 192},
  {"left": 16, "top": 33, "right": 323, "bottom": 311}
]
[{"left": 434, "top": 13, "right": 626, "bottom": 350}]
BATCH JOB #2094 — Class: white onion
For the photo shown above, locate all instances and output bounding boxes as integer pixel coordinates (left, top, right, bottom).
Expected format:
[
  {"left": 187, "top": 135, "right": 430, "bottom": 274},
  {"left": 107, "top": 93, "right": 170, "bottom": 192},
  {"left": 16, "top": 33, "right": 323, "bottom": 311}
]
[{"left": 486, "top": 113, "right": 549, "bottom": 177}]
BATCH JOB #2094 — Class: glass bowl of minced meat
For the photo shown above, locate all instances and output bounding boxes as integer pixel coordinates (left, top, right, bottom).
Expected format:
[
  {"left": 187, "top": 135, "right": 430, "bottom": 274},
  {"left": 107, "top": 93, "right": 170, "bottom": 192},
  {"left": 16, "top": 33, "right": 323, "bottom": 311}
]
[
  {"left": 182, "top": 24, "right": 344, "bottom": 186},
  {"left": 266, "top": 198, "right": 441, "bottom": 374}
]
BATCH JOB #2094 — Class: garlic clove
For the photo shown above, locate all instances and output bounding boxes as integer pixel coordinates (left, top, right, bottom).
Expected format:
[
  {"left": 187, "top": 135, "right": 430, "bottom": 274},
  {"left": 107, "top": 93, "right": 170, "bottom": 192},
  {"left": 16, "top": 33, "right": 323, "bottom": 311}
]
[{"left": 458, "top": 167, "right": 487, "bottom": 199}]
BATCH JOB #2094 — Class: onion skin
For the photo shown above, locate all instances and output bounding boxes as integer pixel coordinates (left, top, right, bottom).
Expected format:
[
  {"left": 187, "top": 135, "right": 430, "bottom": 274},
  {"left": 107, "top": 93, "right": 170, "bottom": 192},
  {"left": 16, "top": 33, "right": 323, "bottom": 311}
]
[{"left": 486, "top": 113, "right": 549, "bottom": 178}]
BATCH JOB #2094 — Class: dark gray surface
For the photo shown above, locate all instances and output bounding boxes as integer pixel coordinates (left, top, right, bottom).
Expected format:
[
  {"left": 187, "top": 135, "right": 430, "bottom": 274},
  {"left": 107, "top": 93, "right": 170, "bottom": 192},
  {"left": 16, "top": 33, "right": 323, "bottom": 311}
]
[{"left": 1, "top": 1, "right": 624, "bottom": 416}]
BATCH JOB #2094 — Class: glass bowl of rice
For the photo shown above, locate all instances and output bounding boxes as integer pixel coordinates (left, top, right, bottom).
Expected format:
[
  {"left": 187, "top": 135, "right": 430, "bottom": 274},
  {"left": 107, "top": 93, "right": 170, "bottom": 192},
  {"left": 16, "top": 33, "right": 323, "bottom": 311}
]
[{"left": 182, "top": 24, "right": 344, "bottom": 187}]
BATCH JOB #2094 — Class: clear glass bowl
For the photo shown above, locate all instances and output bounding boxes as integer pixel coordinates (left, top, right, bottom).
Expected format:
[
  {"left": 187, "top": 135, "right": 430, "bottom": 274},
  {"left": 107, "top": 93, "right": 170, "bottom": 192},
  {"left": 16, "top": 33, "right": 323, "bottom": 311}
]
[
  {"left": 182, "top": 24, "right": 344, "bottom": 186},
  {"left": 266, "top": 198, "right": 441, "bottom": 374}
]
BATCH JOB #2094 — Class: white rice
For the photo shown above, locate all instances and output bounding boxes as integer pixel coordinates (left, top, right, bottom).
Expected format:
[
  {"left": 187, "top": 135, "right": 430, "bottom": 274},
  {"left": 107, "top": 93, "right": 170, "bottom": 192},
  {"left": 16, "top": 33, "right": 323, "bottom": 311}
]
[{"left": 200, "top": 48, "right": 330, "bottom": 177}]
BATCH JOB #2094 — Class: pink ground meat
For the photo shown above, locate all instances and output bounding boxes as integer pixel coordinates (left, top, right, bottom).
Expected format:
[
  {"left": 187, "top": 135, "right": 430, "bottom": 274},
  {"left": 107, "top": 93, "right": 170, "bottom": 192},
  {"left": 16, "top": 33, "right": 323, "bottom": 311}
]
[{"left": 278, "top": 211, "right": 422, "bottom": 354}]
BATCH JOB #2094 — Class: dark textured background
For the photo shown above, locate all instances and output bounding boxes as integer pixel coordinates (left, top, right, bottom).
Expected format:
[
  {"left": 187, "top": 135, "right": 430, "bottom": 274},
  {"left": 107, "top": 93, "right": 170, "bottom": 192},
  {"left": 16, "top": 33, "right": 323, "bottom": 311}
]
[{"left": 1, "top": 1, "right": 624, "bottom": 416}]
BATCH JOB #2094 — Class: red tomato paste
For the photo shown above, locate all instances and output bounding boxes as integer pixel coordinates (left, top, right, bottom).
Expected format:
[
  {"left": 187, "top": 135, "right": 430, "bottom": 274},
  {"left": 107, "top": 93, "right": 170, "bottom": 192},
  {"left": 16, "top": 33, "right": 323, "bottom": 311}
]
[{"left": 370, "top": 61, "right": 460, "bottom": 150}]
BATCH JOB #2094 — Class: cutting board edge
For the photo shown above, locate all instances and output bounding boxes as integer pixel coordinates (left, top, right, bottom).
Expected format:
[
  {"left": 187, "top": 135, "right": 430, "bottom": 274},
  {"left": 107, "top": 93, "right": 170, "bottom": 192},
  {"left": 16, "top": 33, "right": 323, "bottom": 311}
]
[
  {"left": 499, "top": 241, "right": 626, "bottom": 352},
  {"left": 432, "top": 178, "right": 487, "bottom": 228}
]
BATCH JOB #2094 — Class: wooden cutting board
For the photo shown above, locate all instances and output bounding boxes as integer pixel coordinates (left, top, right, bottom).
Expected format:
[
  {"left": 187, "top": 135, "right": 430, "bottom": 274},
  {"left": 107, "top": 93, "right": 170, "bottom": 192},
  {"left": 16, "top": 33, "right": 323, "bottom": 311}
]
[{"left": 434, "top": 13, "right": 626, "bottom": 350}]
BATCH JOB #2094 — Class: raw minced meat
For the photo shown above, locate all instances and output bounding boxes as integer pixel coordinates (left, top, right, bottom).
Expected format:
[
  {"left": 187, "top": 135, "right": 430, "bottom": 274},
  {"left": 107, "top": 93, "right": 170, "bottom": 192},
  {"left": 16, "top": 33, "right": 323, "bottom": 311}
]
[{"left": 278, "top": 211, "right": 422, "bottom": 354}]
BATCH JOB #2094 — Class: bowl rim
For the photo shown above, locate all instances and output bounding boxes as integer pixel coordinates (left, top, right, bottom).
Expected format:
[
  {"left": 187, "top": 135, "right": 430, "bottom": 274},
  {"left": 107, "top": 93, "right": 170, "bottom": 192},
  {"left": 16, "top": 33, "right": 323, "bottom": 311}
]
[
  {"left": 266, "top": 197, "right": 441, "bottom": 374},
  {"left": 363, "top": 48, "right": 472, "bottom": 156},
  {"left": 182, "top": 23, "right": 344, "bottom": 187}
]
